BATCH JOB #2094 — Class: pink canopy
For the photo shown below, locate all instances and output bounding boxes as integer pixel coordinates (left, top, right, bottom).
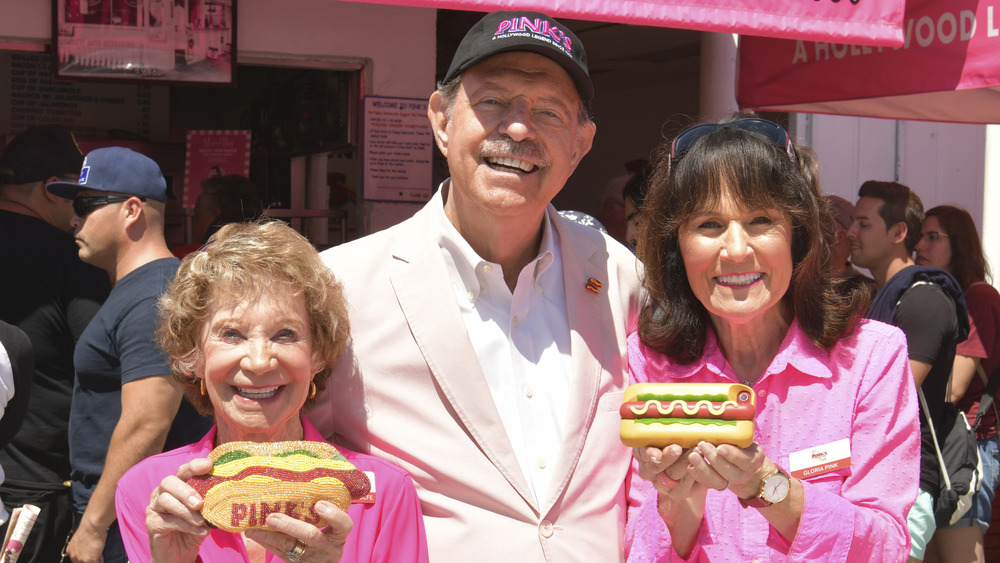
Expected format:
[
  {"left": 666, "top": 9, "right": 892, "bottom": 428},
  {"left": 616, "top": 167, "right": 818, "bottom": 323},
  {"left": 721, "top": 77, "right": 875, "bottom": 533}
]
[
  {"left": 360, "top": 0, "right": 907, "bottom": 45},
  {"left": 738, "top": 0, "right": 1000, "bottom": 123}
]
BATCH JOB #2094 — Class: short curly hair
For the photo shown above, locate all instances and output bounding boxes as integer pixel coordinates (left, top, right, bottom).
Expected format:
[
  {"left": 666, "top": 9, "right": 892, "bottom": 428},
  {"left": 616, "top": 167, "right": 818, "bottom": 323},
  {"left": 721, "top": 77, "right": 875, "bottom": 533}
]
[{"left": 156, "top": 220, "right": 350, "bottom": 416}]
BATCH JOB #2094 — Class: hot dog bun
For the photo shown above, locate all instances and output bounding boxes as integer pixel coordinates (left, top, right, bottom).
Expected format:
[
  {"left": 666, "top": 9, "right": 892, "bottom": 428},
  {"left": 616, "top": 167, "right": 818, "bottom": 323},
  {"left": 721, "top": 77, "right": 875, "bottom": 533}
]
[
  {"left": 620, "top": 382, "right": 755, "bottom": 448},
  {"left": 188, "top": 440, "right": 371, "bottom": 533}
]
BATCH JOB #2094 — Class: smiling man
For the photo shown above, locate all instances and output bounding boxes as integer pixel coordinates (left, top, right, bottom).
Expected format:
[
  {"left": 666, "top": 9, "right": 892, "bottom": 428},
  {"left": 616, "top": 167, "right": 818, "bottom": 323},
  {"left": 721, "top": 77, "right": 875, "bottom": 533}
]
[
  {"left": 47, "top": 148, "right": 210, "bottom": 563},
  {"left": 309, "top": 11, "right": 642, "bottom": 561}
]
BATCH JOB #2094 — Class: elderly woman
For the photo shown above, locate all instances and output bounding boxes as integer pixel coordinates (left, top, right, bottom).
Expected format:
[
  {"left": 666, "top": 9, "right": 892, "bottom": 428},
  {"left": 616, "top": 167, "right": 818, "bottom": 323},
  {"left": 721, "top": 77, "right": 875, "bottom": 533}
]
[
  {"left": 624, "top": 117, "right": 920, "bottom": 562},
  {"left": 916, "top": 205, "right": 1000, "bottom": 563},
  {"left": 114, "top": 221, "right": 428, "bottom": 563}
]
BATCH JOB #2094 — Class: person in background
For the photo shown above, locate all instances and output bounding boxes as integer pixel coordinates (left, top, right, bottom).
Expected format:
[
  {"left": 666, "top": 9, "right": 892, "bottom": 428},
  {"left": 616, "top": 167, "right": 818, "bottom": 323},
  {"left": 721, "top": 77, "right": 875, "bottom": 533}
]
[
  {"left": 116, "top": 221, "right": 427, "bottom": 563},
  {"left": 0, "top": 320, "right": 33, "bottom": 524},
  {"left": 47, "top": 147, "right": 211, "bottom": 563},
  {"left": 309, "top": 10, "right": 642, "bottom": 561},
  {"left": 0, "top": 125, "right": 111, "bottom": 563},
  {"left": 824, "top": 195, "right": 864, "bottom": 278},
  {"left": 848, "top": 181, "right": 968, "bottom": 563},
  {"left": 628, "top": 116, "right": 917, "bottom": 561},
  {"left": 173, "top": 173, "right": 264, "bottom": 259},
  {"left": 623, "top": 166, "right": 652, "bottom": 254},
  {"left": 916, "top": 205, "right": 1000, "bottom": 563}
]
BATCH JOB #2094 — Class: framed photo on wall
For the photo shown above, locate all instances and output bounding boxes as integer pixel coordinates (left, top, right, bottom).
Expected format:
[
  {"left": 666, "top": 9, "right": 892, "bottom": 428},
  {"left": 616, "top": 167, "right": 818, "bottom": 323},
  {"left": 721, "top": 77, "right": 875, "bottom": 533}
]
[{"left": 53, "top": 0, "right": 236, "bottom": 86}]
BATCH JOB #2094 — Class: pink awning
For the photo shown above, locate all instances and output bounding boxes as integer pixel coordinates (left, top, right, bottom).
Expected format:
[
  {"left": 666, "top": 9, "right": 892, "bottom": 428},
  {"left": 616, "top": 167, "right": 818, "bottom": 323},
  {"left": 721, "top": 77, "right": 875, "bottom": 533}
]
[
  {"left": 737, "top": 0, "right": 1000, "bottom": 123},
  {"left": 360, "top": 0, "right": 907, "bottom": 46}
]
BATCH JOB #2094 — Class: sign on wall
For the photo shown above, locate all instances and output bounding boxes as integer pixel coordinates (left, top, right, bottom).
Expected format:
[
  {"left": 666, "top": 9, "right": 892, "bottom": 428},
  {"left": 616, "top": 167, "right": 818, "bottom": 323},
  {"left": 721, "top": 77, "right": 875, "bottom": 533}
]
[
  {"left": 362, "top": 96, "right": 433, "bottom": 203},
  {"left": 182, "top": 129, "right": 252, "bottom": 207},
  {"left": 0, "top": 51, "right": 169, "bottom": 141}
]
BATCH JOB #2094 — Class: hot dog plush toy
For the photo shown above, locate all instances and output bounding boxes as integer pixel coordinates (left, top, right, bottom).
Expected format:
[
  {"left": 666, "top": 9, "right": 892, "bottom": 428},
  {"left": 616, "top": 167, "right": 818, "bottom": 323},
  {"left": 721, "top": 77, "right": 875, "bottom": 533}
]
[
  {"left": 620, "top": 382, "right": 756, "bottom": 448},
  {"left": 187, "top": 440, "right": 371, "bottom": 533}
]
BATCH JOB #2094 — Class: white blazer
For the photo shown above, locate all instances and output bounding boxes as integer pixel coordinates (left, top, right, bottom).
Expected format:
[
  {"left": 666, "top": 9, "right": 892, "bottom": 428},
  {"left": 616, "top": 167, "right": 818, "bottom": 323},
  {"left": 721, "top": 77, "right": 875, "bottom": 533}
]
[{"left": 309, "top": 197, "right": 642, "bottom": 561}]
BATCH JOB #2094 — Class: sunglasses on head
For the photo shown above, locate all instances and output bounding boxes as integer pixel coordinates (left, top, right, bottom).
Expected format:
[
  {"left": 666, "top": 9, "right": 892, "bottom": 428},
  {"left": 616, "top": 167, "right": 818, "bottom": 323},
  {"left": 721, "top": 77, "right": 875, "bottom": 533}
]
[
  {"left": 73, "top": 195, "right": 146, "bottom": 218},
  {"left": 669, "top": 118, "right": 797, "bottom": 168}
]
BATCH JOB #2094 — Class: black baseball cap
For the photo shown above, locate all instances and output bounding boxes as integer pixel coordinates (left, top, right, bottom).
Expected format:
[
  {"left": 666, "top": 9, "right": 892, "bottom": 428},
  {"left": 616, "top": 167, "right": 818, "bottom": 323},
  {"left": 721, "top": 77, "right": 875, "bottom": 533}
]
[
  {"left": 443, "top": 11, "right": 593, "bottom": 109},
  {"left": 0, "top": 125, "right": 84, "bottom": 185}
]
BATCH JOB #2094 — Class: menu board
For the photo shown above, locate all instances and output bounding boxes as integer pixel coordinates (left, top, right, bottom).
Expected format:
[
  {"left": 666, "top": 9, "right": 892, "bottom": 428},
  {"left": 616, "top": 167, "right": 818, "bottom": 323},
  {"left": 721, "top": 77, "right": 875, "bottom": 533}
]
[
  {"left": 182, "top": 130, "right": 252, "bottom": 207},
  {"left": 0, "top": 51, "right": 168, "bottom": 141},
  {"left": 362, "top": 96, "right": 433, "bottom": 202}
]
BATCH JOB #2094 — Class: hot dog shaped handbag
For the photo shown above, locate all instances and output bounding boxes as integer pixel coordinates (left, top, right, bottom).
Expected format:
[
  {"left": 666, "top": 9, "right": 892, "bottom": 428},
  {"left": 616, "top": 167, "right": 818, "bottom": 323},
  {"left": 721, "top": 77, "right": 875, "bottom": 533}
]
[
  {"left": 188, "top": 440, "right": 371, "bottom": 533},
  {"left": 620, "top": 382, "right": 756, "bottom": 448}
]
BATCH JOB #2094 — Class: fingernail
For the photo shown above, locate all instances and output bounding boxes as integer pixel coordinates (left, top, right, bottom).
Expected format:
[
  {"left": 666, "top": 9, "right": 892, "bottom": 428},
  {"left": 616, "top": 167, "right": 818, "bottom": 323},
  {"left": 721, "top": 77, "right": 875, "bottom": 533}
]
[
  {"left": 650, "top": 452, "right": 661, "bottom": 464},
  {"left": 188, "top": 494, "right": 200, "bottom": 506},
  {"left": 315, "top": 501, "right": 331, "bottom": 515}
]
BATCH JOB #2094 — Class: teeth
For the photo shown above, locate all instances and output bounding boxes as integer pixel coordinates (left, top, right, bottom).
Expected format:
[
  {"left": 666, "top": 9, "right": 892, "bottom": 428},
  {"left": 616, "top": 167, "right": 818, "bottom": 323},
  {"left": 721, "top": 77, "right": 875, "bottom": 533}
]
[
  {"left": 486, "top": 157, "right": 535, "bottom": 172},
  {"left": 236, "top": 386, "right": 279, "bottom": 399},
  {"left": 717, "top": 273, "right": 762, "bottom": 286}
]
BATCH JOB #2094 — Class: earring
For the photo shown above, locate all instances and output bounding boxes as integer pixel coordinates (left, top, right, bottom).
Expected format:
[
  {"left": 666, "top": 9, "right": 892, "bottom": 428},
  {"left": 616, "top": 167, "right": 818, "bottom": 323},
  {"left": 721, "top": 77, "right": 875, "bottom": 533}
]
[
  {"left": 199, "top": 378, "right": 206, "bottom": 396},
  {"left": 309, "top": 380, "right": 317, "bottom": 400}
]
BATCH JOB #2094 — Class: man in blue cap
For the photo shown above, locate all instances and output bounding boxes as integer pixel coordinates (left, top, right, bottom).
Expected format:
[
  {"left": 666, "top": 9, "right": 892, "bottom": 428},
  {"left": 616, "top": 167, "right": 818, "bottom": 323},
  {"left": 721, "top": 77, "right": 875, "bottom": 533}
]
[
  {"left": 0, "top": 125, "right": 111, "bottom": 563},
  {"left": 310, "top": 11, "right": 641, "bottom": 561},
  {"left": 48, "top": 147, "right": 210, "bottom": 563}
]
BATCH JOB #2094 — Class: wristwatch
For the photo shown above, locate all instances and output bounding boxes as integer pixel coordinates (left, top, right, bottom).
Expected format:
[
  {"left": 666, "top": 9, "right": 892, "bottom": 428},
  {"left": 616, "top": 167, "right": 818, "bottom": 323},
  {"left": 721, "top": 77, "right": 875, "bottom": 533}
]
[{"left": 738, "top": 467, "right": 791, "bottom": 509}]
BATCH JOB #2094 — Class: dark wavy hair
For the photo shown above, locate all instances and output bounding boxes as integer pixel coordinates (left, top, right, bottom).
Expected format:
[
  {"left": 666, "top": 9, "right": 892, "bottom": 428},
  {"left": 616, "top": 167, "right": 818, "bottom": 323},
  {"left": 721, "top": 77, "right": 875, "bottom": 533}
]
[
  {"left": 924, "top": 205, "right": 991, "bottom": 290},
  {"left": 636, "top": 118, "right": 868, "bottom": 363},
  {"left": 858, "top": 180, "right": 924, "bottom": 253}
]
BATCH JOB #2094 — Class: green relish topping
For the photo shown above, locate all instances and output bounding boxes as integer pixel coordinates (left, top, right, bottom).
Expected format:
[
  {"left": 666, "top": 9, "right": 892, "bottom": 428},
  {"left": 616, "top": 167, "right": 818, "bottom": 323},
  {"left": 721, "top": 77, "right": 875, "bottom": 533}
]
[
  {"left": 636, "top": 393, "right": 729, "bottom": 403},
  {"left": 214, "top": 450, "right": 251, "bottom": 466},
  {"left": 635, "top": 418, "right": 737, "bottom": 426},
  {"left": 274, "top": 449, "right": 322, "bottom": 459}
]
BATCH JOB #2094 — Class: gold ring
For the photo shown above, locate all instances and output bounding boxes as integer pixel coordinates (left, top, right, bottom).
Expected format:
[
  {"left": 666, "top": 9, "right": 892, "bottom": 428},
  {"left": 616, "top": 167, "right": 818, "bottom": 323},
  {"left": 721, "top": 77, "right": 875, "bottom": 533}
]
[{"left": 287, "top": 540, "right": 307, "bottom": 562}]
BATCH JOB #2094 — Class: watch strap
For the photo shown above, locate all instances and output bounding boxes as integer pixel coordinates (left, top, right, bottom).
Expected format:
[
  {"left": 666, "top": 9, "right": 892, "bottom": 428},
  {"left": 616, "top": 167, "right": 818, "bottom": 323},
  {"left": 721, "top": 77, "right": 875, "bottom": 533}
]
[{"left": 737, "top": 468, "right": 789, "bottom": 509}]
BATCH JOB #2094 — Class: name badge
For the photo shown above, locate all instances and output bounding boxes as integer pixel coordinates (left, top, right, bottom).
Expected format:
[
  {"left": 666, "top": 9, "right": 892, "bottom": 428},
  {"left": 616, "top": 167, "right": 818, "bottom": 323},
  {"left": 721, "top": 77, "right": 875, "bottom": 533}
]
[
  {"left": 788, "top": 438, "right": 850, "bottom": 479},
  {"left": 352, "top": 471, "right": 377, "bottom": 504}
]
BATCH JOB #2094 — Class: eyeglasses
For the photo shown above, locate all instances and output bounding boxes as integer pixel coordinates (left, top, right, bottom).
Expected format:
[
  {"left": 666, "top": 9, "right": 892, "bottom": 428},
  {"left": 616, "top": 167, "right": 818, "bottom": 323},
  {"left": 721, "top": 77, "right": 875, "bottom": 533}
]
[
  {"left": 920, "top": 231, "right": 949, "bottom": 243},
  {"left": 669, "top": 118, "right": 797, "bottom": 167},
  {"left": 72, "top": 195, "right": 146, "bottom": 218}
]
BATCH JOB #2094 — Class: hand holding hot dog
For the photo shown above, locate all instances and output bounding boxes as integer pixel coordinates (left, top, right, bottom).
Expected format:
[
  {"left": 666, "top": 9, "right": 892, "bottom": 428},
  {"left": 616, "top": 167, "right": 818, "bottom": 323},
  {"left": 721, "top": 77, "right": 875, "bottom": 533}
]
[{"left": 146, "top": 457, "right": 213, "bottom": 563}]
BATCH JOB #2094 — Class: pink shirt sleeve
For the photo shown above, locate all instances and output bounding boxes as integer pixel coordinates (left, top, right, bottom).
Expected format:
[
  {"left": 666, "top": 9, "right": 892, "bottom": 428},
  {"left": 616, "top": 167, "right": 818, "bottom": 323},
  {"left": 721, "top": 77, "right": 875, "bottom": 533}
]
[
  {"left": 623, "top": 322, "right": 919, "bottom": 563},
  {"left": 788, "top": 326, "right": 917, "bottom": 561}
]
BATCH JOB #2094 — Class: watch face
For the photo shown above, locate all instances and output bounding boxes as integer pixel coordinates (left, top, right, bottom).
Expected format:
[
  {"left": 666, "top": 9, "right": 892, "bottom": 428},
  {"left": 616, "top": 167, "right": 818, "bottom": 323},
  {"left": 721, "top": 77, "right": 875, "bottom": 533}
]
[{"left": 762, "top": 472, "right": 790, "bottom": 503}]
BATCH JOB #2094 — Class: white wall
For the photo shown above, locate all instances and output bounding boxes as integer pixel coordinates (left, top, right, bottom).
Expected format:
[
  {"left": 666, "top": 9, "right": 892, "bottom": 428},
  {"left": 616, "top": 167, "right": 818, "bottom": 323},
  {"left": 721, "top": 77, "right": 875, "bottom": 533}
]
[{"left": 791, "top": 113, "right": 997, "bottom": 286}]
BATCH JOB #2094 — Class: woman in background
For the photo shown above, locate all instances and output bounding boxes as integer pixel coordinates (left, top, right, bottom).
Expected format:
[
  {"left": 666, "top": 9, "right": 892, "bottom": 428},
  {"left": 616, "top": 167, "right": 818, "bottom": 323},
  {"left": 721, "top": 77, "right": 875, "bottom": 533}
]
[{"left": 916, "top": 205, "right": 1000, "bottom": 563}]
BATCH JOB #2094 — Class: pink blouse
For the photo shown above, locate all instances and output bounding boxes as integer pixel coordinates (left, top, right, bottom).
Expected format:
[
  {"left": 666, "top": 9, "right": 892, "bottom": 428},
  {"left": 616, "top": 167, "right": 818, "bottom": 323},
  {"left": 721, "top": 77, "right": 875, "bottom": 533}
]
[
  {"left": 625, "top": 319, "right": 919, "bottom": 562},
  {"left": 115, "top": 418, "right": 428, "bottom": 563}
]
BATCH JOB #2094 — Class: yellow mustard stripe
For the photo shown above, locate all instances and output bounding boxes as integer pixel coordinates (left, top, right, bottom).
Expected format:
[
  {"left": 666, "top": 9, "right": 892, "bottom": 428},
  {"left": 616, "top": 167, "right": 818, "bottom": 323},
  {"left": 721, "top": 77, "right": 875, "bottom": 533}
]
[
  {"left": 627, "top": 399, "right": 739, "bottom": 417},
  {"left": 208, "top": 455, "right": 357, "bottom": 478}
]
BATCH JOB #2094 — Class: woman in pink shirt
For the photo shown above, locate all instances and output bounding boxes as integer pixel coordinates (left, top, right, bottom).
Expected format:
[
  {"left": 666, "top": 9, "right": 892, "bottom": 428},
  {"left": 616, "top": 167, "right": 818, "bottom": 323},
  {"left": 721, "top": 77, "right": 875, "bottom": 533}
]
[
  {"left": 114, "top": 221, "right": 428, "bottom": 563},
  {"left": 624, "top": 117, "right": 920, "bottom": 562}
]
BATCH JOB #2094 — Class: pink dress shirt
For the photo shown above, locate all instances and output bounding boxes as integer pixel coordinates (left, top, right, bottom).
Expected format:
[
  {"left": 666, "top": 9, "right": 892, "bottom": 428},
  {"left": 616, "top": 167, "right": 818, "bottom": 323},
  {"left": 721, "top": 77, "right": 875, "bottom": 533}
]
[
  {"left": 624, "top": 319, "right": 919, "bottom": 562},
  {"left": 115, "top": 418, "right": 428, "bottom": 563}
]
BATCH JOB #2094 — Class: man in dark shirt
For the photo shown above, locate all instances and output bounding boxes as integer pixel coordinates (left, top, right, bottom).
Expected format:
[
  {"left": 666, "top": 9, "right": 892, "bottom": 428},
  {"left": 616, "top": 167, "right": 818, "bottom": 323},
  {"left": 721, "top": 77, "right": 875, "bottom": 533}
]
[
  {"left": 848, "top": 180, "right": 967, "bottom": 562},
  {"left": 0, "top": 125, "right": 111, "bottom": 563},
  {"left": 48, "top": 147, "right": 210, "bottom": 563}
]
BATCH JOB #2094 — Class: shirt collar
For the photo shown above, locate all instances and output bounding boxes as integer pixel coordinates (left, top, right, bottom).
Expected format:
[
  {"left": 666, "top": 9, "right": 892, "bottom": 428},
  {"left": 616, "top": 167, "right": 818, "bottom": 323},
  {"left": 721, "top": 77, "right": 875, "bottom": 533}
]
[
  {"left": 667, "top": 318, "right": 834, "bottom": 383},
  {"left": 431, "top": 179, "right": 559, "bottom": 294}
]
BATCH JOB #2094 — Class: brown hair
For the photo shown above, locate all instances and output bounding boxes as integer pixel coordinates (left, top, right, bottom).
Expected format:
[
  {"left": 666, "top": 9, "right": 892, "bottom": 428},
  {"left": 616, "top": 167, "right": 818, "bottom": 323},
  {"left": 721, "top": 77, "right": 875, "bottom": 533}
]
[
  {"left": 857, "top": 180, "right": 924, "bottom": 253},
  {"left": 637, "top": 118, "right": 867, "bottom": 363},
  {"left": 156, "top": 220, "right": 350, "bottom": 415},
  {"left": 924, "top": 205, "right": 991, "bottom": 290}
]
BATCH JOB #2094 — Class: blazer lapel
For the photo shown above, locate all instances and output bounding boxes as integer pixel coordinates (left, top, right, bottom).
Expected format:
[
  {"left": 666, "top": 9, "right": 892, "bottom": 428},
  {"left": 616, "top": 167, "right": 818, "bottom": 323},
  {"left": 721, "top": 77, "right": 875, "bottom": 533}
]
[
  {"left": 389, "top": 214, "right": 537, "bottom": 509},
  {"left": 542, "top": 220, "right": 609, "bottom": 513}
]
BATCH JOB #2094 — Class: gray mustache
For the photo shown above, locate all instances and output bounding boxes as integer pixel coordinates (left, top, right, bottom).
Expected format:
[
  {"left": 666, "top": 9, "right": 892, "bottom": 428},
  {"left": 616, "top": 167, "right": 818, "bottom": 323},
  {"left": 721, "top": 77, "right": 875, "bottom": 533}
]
[{"left": 481, "top": 138, "right": 546, "bottom": 165}]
